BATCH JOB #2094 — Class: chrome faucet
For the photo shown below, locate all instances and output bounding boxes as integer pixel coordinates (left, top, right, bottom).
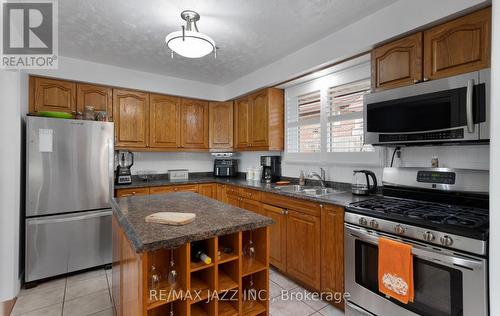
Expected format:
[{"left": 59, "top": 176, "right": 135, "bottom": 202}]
[{"left": 308, "top": 168, "right": 327, "bottom": 188}]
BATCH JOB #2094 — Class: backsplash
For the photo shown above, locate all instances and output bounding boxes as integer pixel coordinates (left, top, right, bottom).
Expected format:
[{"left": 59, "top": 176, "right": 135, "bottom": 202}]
[
  {"left": 126, "top": 145, "right": 489, "bottom": 184},
  {"left": 128, "top": 151, "right": 281, "bottom": 175}
]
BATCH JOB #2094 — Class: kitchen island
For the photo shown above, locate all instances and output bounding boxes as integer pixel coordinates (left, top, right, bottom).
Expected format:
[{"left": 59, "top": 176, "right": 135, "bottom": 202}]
[{"left": 111, "top": 192, "right": 274, "bottom": 316}]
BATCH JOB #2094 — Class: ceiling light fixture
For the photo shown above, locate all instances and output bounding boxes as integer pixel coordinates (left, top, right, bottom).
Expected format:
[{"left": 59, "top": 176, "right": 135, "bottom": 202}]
[{"left": 165, "top": 10, "right": 216, "bottom": 59}]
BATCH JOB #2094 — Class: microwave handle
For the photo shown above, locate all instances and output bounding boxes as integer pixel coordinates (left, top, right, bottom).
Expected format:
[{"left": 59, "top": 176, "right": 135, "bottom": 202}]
[{"left": 466, "top": 79, "right": 474, "bottom": 133}]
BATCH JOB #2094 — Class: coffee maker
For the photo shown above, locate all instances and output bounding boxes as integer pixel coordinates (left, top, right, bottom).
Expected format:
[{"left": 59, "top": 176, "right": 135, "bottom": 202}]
[
  {"left": 260, "top": 156, "right": 281, "bottom": 183},
  {"left": 115, "top": 151, "right": 134, "bottom": 184}
]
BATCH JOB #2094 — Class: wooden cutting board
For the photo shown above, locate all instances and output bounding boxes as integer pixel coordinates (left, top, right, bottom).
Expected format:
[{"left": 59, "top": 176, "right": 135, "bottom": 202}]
[{"left": 145, "top": 212, "right": 196, "bottom": 226}]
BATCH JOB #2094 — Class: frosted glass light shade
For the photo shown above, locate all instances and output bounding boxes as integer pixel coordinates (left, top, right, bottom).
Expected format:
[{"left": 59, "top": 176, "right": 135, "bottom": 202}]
[{"left": 165, "top": 30, "right": 215, "bottom": 58}]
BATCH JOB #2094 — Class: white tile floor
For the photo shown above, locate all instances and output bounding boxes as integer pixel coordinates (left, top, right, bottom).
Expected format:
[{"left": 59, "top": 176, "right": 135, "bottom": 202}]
[
  {"left": 12, "top": 268, "right": 114, "bottom": 316},
  {"left": 12, "top": 267, "right": 344, "bottom": 316}
]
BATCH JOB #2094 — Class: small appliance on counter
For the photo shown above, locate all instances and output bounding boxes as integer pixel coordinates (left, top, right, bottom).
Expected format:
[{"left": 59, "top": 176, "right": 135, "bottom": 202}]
[
  {"left": 115, "top": 151, "right": 134, "bottom": 185},
  {"left": 214, "top": 159, "right": 238, "bottom": 177},
  {"left": 351, "top": 170, "right": 378, "bottom": 195},
  {"left": 168, "top": 169, "right": 189, "bottom": 181},
  {"left": 261, "top": 156, "right": 281, "bottom": 183}
]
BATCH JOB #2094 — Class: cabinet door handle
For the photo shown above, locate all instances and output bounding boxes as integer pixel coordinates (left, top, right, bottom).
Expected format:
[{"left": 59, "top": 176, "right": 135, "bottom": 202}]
[
  {"left": 280, "top": 209, "right": 286, "bottom": 215},
  {"left": 320, "top": 204, "right": 324, "bottom": 209},
  {"left": 413, "top": 79, "right": 420, "bottom": 84},
  {"left": 423, "top": 77, "right": 429, "bottom": 82},
  {"left": 132, "top": 192, "right": 136, "bottom": 195}
]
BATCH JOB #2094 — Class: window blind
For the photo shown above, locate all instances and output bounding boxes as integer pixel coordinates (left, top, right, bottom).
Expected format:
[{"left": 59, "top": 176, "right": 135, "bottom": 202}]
[
  {"left": 286, "top": 90, "right": 321, "bottom": 153},
  {"left": 327, "top": 78, "right": 373, "bottom": 152}
]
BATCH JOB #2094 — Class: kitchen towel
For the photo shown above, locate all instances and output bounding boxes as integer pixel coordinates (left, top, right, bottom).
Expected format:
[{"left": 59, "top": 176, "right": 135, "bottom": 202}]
[{"left": 378, "top": 237, "right": 414, "bottom": 304}]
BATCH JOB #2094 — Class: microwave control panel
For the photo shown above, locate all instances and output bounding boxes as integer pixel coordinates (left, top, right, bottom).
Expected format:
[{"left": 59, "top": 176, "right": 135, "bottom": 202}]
[{"left": 379, "top": 128, "right": 464, "bottom": 143}]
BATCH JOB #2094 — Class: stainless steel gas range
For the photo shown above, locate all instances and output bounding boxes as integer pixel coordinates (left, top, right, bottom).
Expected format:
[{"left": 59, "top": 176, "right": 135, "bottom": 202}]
[{"left": 344, "top": 167, "right": 489, "bottom": 316}]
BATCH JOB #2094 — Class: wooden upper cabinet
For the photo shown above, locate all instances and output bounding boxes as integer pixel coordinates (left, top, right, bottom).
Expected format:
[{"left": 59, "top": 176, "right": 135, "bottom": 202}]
[
  {"left": 424, "top": 7, "right": 491, "bottom": 80},
  {"left": 76, "top": 83, "right": 113, "bottom": 120},
  {"left": 321, "top": 205, "right": 344, "bottom": 311},
  {"left": 181, "top": 98, "right": 209, "bottom": 149},
  {"left": 113, "top": 89, "right": 149, "bottom": 148},
  {"left": 286, "top": 209, "right": 321, "bottom": 289},
  {"left": 30, "top": 77, "right": 76, "bottom": 114},
  {"left": 234, "top": 88, "right": 284, "bottom": 151},
  {"left": 150, "top": 94, "right": 181, "bottom": 149},
  {"left": 234, "top": 97, "right": 251, "bottom": 149},
  {"left": 371, "top": 33, "right": 423, "bottom": 91},
  {"left": 249, "top": 90, "right": 269, "bottom": 147},
  {"left": 209, "top": 101, "right": 233, "bottom": 151}
]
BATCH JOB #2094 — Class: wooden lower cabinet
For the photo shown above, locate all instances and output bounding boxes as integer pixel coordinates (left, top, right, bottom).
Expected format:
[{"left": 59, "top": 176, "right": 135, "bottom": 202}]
[
  {"left": 114, "top": 184, "right": 345, "bottom": 311},
  {"left": 263, "top": 204, "right": 287, "bottom": 271},
  {"left": 321, "top": 205, "right": 345, "bottom": 311},
  {"left": 226, "top": 193, "right": 241, "bottom": 207},
  {"left": 286, "top": 209, "right": 321, "bottom": 290},
  {"left": 198, "top": 183, "right": 217, "bottom": 199},
  {"left": 115, "top": 187, "right": 150, "bottom": 197},
  {"left": 150, "top": 185, "right": 198, "bottom": 194},
  {"left": 113, "top": 215, "right": 270, "bottom": 316},
  {"left": 240, "top": 198, "right": 262, "bottom": 215}
]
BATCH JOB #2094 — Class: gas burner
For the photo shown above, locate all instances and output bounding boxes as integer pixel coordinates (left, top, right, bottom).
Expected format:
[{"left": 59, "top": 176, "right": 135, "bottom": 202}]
[{"left": 348, "top": 196, "right": 489, "bottom": 236}]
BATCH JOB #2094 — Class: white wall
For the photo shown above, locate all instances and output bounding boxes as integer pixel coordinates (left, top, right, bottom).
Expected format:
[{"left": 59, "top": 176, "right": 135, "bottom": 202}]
[
  {"left": 129, "top": 151, "right": 279, "bottom": 175},
  {"left": 0, "top": 70, "right": 22, "bottom": 301},
  {"left": 28, "top": 56, "right": 225, "bottom": 101},
  {"left": 489, "top": 0, "right": 499, "bottom": 313},
  {"left": 223, "top": 0, "right": 489, "bottom": 99}
]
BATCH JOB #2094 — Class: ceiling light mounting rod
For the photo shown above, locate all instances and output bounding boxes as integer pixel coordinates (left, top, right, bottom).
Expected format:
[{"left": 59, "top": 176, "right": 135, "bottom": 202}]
[
  {"left": 165, "top": 9, "right": 216, "bottom": 59},
  {"left": 181, "top": 10, "right": 200, "bottom": 32}
]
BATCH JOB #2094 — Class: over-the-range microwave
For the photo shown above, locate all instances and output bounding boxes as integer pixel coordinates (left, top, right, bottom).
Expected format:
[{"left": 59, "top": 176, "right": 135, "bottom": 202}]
[{"left": 364, "top": 69, "right": 490, "bottom": 145}]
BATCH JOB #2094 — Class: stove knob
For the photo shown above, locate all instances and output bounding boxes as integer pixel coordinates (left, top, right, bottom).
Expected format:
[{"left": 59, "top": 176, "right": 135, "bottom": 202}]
[
  {"left": 423, "top": 231, "right": 435, "bottom": 242},
  {"left": 369, "top": 220, "right": 379, "bottom": 229},
  {"left": 359, "top": 217, "right": 368, "bottom": 226},
  {"left": 394, "top": 225, "right": 405, "bottom": 235},
  {"left": 440, "top": 235, "right": 453, "bottom": 247}
]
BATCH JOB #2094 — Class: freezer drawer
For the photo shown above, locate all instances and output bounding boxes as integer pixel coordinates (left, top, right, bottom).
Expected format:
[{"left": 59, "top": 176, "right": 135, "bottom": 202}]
[{"left": 26, "top": 210, "right": 112, "bottom": 282}]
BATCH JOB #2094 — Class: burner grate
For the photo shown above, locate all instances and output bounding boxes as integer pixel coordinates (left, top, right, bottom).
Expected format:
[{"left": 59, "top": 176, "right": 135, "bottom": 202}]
[{"left": 349, "top": 197, "right": 488, "bottom": 230}]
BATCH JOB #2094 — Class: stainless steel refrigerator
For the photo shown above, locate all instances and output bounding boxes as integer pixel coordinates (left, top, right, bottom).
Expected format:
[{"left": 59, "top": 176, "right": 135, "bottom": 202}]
[{"left": 25, "top": 116, "right": 114, "bottom": 282}]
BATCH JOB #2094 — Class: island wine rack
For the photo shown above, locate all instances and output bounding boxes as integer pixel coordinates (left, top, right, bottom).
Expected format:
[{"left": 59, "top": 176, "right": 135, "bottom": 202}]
[{"left": 112, "top": 216, "right": 270, "bottom": 316}]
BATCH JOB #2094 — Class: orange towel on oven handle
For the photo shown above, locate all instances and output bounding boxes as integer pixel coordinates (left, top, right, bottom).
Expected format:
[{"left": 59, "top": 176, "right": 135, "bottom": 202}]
[{"left": 378, "top": 237, "right": 414, "bottom": 304}]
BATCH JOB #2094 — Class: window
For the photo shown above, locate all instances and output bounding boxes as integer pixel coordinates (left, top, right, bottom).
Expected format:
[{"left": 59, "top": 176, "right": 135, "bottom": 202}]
[
  {"left": 328, "top": 79, "right": 373, "bottom": 152},
  {"left": 289, "top": 90, "right": 321, "bottom": 153},
  {"left": 284, "top": 56, "right": 383, "bottom": 165}
]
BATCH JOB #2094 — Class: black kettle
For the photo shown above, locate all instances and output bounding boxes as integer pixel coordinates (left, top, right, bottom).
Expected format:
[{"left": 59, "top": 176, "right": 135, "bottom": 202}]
[{"left": 352, "top": 170, "right": 378, "bottom": 196}]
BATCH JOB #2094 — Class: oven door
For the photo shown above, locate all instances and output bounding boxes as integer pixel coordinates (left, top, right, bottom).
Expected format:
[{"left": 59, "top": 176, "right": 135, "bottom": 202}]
[
  {"left": 364, "top": 70, "right": 489, "bottom": 145},
  {"left": 344, "top": 223, "right": 488, "bottom": 316}
]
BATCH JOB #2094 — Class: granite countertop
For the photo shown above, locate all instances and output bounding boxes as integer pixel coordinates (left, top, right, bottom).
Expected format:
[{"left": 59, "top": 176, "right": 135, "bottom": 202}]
[
  {"left": 112, "top": 192, "right": 274, "bottom": 253},
  {"left": 115, "top": 175, "right": 373, "bottom": 207}
]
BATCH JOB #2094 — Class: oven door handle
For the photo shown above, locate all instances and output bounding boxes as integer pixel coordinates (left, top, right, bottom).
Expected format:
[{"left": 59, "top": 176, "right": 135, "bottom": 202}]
[
  {"left": 466, "top": 78, "right": 475, "bottom": 133},
  {"left": 345, "top": 224, "right": 485, "bottom": 270}
]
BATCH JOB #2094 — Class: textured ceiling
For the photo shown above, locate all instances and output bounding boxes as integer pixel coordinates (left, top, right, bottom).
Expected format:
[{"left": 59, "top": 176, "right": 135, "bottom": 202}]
[{"left": 59, "top": 0, "right": 397, "bottom": 84}]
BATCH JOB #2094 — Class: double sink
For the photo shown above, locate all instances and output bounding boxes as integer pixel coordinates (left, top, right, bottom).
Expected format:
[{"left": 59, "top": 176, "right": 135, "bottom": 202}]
[{"left": 275, "top": 184, "right": 345, "bottom": 197}]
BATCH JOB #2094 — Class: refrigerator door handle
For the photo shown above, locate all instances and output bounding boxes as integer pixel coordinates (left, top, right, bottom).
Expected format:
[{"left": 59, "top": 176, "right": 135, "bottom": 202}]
[
  {"left": 27, "top": 210, "right": 112, "bottom": 225},
  {"left": 108, "top": 137, "right": 115, "bottom": 200}
]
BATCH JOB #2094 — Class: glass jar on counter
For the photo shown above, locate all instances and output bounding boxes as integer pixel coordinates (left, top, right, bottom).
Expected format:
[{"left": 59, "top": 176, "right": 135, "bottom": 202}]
[{"left": 83, "top": 106, "right": 95, "bottom": 120}]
